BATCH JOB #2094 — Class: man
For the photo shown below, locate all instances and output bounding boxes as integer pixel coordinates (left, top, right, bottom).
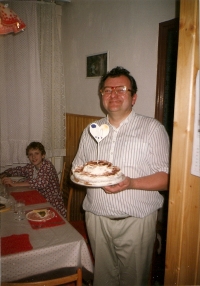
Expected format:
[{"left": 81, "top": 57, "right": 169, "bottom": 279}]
[{"left": 72, "top": 66, "right": 169, "bottom": 286}]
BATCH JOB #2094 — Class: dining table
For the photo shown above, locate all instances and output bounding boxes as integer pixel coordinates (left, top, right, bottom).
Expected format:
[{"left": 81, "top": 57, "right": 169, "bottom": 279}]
[{"left": 0, "top": 186, "right": 94, "bottom": 283}]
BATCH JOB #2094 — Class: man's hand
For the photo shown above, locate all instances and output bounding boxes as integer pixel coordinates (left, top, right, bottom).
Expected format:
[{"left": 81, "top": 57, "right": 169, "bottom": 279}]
[
  {"left": 103, "top": 172, "right": 169, "bottom": 194},
  {"left": 103, "top": 177, "right": 131, "bottom": 194}
]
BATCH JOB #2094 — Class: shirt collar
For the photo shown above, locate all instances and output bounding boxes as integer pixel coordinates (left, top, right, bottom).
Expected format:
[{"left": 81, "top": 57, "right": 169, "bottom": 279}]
[{"left": 106, "top": 109, "right": 135, "bottom": 129}]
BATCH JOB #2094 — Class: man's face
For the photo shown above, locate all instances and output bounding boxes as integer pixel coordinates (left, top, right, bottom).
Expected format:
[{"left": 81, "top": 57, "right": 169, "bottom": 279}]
[{"left": 101, "top": 75, "right": 137, "bottom": 116}]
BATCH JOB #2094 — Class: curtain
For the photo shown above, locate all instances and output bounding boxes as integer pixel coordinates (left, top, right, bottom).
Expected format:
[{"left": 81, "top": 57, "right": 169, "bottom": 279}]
[{"left": 0, "top": 2, "right": 66, "bottom": 170}]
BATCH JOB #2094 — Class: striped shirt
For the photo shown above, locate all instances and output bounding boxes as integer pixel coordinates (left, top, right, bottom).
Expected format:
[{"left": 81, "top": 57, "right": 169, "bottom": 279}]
[{"left": 72, "top": 109, "right": 170, "bottom": 218}]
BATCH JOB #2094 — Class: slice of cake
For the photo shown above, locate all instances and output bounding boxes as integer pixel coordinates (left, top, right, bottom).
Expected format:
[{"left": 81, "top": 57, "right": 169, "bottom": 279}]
[
  {"left": 72, "top": 160, "right": 125, "bottom": 186},
  {"left": 32, "top": 209, "right": 48, "bottom": 218}
]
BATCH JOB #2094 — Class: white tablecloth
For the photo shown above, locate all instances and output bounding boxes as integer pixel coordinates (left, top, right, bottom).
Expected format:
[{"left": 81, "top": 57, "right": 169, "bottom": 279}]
[{"left": 1, "top": 188, "right": 93, "bottom": 282}]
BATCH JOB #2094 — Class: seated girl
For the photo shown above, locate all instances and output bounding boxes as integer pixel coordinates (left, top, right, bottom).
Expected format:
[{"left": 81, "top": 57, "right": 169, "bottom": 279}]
[{"left": 0, "top": 142, "right": 66, "bottom": 218}]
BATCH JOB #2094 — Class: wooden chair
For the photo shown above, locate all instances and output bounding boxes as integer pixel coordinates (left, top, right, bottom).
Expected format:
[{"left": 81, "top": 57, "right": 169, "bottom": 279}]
[
  {"left": 1, "top": 267, "right": 82, "bottom": 286},
  {"left": 60, "top": 161, "right": 90, "bottom": 244},
  {"left": 61, "top": 161, "right": 95, "bottom": 278},
  {"left": 61, "top": 169, "right": 93, "bottom": 264},
  {"left": 60, "top": 161, "right": 73, "bottom": 222}
]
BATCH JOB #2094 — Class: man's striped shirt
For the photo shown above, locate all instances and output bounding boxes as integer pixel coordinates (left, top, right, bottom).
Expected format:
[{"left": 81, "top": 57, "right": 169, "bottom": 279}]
[{"left": 72, "top": 110, "right": 170, "bottom": 218}]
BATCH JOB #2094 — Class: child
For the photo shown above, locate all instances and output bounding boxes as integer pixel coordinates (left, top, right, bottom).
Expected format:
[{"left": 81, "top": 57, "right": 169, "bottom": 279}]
[{"left": 0, "top": 142, "right": 66, "bottom": 218}]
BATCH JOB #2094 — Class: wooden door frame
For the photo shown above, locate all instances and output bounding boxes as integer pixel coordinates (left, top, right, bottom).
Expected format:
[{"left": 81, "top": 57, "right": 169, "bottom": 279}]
[
  {"left": 155, "top": 18, "right": 179, "bottom": 123},
  {"left": 151, "top": 17, "right": 179, "bottom": 286}
]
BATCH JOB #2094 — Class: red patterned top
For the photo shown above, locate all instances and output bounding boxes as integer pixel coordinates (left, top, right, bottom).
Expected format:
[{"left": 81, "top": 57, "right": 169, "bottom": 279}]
[{"left": 5, "top": 160, "right": 66, "bottom": 218}]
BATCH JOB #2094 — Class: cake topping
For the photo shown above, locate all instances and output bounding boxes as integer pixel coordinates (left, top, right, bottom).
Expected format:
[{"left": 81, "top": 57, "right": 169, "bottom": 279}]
[
  {"left": 72, "top": 160, "right": 124, "bottom": 186},
  {"left": 90, "top": 123, "right": 109, "bottom": 143},
  {"left": 90, "top": 123, "right": 109, "bottom": 161},
  {"left": 33, "top": 209, "right": 48, "bottom": 218},
  {"left": 72, "top": 124, "right": 124, "bottom": 186}
]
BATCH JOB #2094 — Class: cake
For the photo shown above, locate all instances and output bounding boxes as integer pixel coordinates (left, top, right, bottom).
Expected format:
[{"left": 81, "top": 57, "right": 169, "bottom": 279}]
[
  {"left": 71, "top": 160, "right": 125, "bottom": 186},
  {"left": 32, "top": 209, "right": 48, "bottom": 218}
]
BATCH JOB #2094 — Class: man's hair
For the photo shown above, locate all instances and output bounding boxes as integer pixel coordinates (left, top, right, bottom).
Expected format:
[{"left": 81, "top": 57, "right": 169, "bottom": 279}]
[
  {"left": 99, "top": 66, "right": 138, "bottom": 96},
  {"left": 26, "top": 142, "right": 46, "bottom": 156}
]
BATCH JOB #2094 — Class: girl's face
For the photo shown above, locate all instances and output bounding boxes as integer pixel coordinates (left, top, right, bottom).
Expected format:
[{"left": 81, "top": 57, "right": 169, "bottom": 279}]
[{"left": 27, "top": 148, "right": 45, "bottom": 169}]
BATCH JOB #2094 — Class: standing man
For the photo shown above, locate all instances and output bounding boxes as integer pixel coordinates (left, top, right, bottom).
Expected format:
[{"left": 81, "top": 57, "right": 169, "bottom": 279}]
[{"left": 72, "top": 66, "right": 169, "bottom": 286}]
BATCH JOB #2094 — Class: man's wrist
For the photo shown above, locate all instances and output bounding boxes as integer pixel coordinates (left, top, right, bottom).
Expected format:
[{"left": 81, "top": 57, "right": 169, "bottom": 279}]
[{"left": 129, "top": 178, "right": 135, "bottom": 189}]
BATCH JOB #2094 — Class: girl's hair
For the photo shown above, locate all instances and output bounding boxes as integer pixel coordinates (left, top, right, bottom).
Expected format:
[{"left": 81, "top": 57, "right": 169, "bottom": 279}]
[{"left": 26, "top": 142, "right": 46, "bottom": 156}]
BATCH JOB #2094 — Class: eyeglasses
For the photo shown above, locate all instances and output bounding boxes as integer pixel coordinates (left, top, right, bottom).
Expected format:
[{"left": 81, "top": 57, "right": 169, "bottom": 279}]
[{"left": 100, "top": 86, "right": 132, "bottom": 97}]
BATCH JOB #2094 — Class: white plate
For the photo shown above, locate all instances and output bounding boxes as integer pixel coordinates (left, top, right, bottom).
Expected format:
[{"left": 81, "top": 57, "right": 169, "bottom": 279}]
[
  {"left": 70, "top": 174, "right": 125, "bottom": 187},
  {"left": 26, "top": 209, "right": 55, "bottom": 222}
]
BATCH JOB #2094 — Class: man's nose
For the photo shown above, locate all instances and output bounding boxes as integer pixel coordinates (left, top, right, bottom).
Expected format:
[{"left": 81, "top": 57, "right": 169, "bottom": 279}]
[{"left": 110, "top": 89, "right": 118, "bottom": 97}]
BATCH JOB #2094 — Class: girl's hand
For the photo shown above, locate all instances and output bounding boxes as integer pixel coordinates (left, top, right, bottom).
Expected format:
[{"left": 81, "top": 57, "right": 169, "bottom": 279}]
[{"left": 1, "top": 177, "right": 16, "bottom": 187}]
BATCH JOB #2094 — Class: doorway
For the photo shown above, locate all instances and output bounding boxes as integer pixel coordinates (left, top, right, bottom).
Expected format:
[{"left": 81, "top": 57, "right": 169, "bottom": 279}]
[
  {"left": 155, "top": 17, "right": 179, "bottom": 143},
  {"left": 151, "top": 18, "right": 179, "bottom": 286}
]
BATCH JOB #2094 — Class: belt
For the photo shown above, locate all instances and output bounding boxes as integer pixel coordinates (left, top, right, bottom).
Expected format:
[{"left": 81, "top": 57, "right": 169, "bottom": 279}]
[{"left": 108, "top": 216, "right": 131, "bottom": 221}]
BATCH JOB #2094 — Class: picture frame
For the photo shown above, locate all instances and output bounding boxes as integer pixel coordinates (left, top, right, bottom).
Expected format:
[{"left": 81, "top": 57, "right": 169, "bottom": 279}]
[{"left": 86, "top": 52, "right": 108, "bottom": 78}]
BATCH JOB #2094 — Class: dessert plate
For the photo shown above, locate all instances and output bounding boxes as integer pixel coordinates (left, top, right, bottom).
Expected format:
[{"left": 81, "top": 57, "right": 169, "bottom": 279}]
[
  {"left": 70, "top": 174, "right": 125, "bottom": 187},
  {"left": 26, "top": 209, "right": 55, "bottom": 222}
]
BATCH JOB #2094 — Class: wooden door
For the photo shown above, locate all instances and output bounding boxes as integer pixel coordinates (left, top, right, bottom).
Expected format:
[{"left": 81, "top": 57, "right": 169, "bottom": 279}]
[{"left": 164, "top": 0, "right": 200, "bottom": 284}]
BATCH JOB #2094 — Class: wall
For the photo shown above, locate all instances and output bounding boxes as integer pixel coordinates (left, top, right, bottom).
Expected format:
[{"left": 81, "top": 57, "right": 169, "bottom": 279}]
[{"left": 61, "top": 0, "right": 177, "bottom": 118}]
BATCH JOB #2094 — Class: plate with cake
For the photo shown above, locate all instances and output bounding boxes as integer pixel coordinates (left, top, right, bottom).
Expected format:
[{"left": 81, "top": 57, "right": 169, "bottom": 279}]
[
  {"left": 26, "top": 209, "right": 55, "bottom": 222},
  {"left": 71, "top": 160, "right": 125, "bottom": 187}
]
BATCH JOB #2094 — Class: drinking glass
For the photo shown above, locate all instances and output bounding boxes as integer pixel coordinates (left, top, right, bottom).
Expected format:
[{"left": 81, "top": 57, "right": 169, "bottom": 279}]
[
  {"left": 0, "top": 185, "right": 9, "bottom": 199},
  {"left": 14, "top": 200, "right": 25, "bottom": 220}
]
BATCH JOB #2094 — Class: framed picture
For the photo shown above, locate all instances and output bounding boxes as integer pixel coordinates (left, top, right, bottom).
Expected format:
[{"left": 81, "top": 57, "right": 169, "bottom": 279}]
[{"left": 86, "top": 52, "right": 108, "bottom": 78}]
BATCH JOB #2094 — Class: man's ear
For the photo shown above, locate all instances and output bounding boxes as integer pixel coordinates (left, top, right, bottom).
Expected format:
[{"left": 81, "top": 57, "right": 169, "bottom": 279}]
[{"left": 132, "top": 93, "right": 137, "bottom": 106}]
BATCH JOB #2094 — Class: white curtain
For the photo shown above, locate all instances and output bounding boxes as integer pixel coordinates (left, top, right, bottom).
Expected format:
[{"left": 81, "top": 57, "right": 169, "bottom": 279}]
[{"left": 0, "top": 1, "right": 66, "bottom": 170}]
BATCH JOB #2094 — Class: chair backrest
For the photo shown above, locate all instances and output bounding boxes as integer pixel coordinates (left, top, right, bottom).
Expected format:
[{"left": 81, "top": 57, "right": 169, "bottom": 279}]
[
  {"left": 60, "top": 161, "right": 73, "bottom": 221},
  {"left": 60, "top": 161, "right": 66, "bottom": 192},
  {"left": 1, "top": 268, "right": 82, "bottom": 286}
]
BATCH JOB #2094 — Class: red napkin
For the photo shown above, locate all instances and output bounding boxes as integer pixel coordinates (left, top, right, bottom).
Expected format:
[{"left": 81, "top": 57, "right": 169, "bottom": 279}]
[
  {"left": 1, "top": 234, "right": 33, "bottom": 256},
  {"left": 11, "top": 190, "right": 47, "bottom": 205},
  {"left": 27, "top": 207, "right": 65, "bottom": 229}
]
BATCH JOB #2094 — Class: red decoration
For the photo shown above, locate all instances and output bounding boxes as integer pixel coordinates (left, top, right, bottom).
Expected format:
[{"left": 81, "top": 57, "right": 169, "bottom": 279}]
[{"left": 0, "top": 3, "right": 26, "bottom": 35}]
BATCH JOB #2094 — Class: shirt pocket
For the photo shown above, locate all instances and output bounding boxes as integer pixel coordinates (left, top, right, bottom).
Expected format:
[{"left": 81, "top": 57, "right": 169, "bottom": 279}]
[{"left": 122, "top": 138, "right": 149, "bottom": 169}]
